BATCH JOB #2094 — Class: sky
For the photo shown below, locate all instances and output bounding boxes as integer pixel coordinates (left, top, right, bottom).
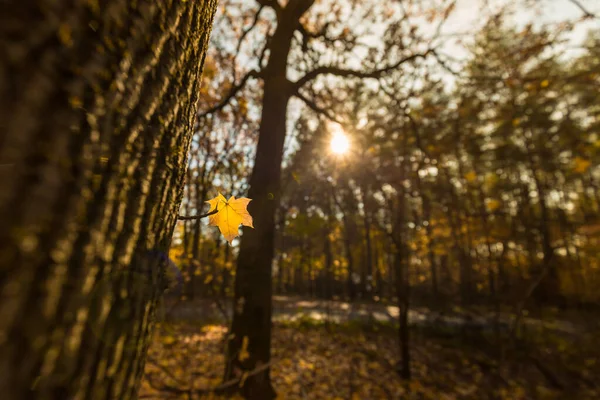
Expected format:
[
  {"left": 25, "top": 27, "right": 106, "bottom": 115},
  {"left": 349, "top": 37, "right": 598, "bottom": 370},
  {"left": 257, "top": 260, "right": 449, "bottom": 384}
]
[{"left": 441, "top": 0, "right": 599, "bottom": 55}]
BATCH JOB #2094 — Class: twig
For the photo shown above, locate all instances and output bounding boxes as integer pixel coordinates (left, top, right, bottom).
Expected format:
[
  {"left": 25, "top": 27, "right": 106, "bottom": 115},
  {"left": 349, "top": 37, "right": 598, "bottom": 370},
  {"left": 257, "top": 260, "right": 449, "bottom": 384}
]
[
  {"left": 149, "top": 361, "right": 273, "bottom": 396},
  {"left": 198, "top": 70, "right": 260, "bottom": 118},
  {"left": 292, "top": 50, "right": 432, "bottom": 90},
  {"left": 178, "top": 208, "right": 218, "bottom": 221},
  {"left": 293, "top": 90, "right": 342, "bottom": 123},
  {"left": 568, "top": 0, "right": 597, "bottom": 19},
  {"left": 146, "top": 357, "right": 187, "bottom": 386},
  {"left": 530, "top": 355, "right": 565, "bottom": 390}
]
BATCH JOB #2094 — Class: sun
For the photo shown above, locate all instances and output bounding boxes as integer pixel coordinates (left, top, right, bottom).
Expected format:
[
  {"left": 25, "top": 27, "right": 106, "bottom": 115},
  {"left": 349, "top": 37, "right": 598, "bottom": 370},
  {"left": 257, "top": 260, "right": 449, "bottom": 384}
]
[{"left": 330, "top": 128, "right": 350, "bottom": 155}]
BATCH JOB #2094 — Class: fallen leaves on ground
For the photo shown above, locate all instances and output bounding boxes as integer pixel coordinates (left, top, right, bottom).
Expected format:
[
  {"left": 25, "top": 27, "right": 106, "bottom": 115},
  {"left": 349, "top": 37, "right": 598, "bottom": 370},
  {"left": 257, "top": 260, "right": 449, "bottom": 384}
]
[{"left": 140, "top": 318, "right": 600, "bottom": 399}]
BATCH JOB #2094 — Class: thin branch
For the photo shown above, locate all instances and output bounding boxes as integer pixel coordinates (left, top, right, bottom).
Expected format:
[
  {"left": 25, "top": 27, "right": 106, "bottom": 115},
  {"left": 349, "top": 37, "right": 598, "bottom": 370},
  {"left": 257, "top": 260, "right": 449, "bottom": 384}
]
[
  {"left": 292, "top": 50, "right": 432, "bottom": 90},
  {"left": 256, "top": 0, "right": 282, "bottom": 18},
  {"left": 292, "top": 90, "right": 342, "bottom": 123},
  {"left": 297, "top": 22, "right": 330, "bottom": 40},
  {"left": 146, "top": 357, "right": 187, "bottom": 387},
  {"left": 232, "top": 6, "right": 265, "bottom": 81},
  {"left": 178, "top": 207, "right": 218, "bottom": 221},
  {"left": 568, "top": 0, "right": 597, "bottom": 19},
  {"left": 254, "top": 33, "right": 272, "bottom": 70},
  {"left": 237, "top": 6, "right": 265, "bottom": 56},
  {"left": 296, "top": 20, "right": 351, "bottom": 48},
  {"left": 149, "top": 361, "right": 273, "bottom": 396},
  {"left": 198, "top": 70, "right": 260, "bottom": 118}
]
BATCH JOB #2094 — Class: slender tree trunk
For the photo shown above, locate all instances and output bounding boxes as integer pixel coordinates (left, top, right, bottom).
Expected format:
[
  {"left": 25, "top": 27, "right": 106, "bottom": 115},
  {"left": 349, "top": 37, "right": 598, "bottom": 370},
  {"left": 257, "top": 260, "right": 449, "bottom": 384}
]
[
  {"left": 221, "top": 244, "right": 231, "bottom": 299},
  {"left": 323, "top": 198, "right": 334, "bottom": 300},
  {"left": 342, "top": 217, "right": 356, "bottom": 301},
  {"left": 225, "top": 77, "right": 290, "bottom": 397},
  {"left": 393, "top": 194, "right": 411, "bottom": 380},
  {"left": 394, "top": 137, "right": 411, "bottom": 380},
  {"left": 277, "top": 251, "right": 285, "bottom": 295},
  {"left": 276, "top": 207, "right": 287, "bottom": 295},
  {"left": 373, "top": 238, "right": 382, "bottom": 298},
  {"left": 525, "top": 146, "right": 558, "bottom": 304},
  {"left": 422, "top": 194, "right": 438, "bottom": 300},
  {"left": 395, "top": 247, "right": 411, "bottom": 380},
  {"left": 301, "top": 238, "right": 309, "bottom": 295},
  {"left": 189, "top": 180, "right": 207, "bottom": 299},
  {"left": 226, "top": 3, "right": 316, "bottom": 396},
  {"left": 361, "top": 192, "right": 373, "bottom": 299},
  {"left": 0, "top": 1, "right": 218, "bottom": 398}
]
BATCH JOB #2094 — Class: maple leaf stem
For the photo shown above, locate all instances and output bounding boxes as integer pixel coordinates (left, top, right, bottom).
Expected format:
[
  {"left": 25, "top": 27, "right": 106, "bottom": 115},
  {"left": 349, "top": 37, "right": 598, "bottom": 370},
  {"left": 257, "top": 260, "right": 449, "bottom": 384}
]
[{"left": 178, "top": 207, "right": 219, "bottom": 221}]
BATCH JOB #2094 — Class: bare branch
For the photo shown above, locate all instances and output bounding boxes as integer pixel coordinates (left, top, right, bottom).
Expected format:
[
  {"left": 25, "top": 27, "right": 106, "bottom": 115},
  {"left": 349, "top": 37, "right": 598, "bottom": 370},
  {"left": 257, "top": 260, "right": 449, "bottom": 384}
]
[
  {"left": 231, "top": 6, "right": 265, "bottom": 81},
  {"left": 148, "top": 361, "right": 273, "bottom": 396},
  {"left": 256, "top": 0, "right": 282, "bottom": 17},
  {"left": 568, "top": 0, "right": 597, "bottom": 19},
  {"left": 292, "top": 50, "right": 432, "bottom": 90},
  {"left": 255, "top": 34, "right": 272, "bottom": 70},
  {"left": 238, "top": 6, "right": 265, "bottom": 55},
  {"left": 292, "top": 90, "right": 341, "bottom": 123},
  {"left": 198, "top": 70, "right": 260, "bottom": 118},
  {"left": 296, "top": 22, "right": 327, "bottom": 39}
]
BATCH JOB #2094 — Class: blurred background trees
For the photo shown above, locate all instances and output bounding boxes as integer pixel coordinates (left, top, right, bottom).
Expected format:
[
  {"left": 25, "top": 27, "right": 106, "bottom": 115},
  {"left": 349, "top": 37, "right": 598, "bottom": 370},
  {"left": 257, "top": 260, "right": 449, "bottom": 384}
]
[{"left": 161, "top": 0, "right": 599, "bottom": 398}]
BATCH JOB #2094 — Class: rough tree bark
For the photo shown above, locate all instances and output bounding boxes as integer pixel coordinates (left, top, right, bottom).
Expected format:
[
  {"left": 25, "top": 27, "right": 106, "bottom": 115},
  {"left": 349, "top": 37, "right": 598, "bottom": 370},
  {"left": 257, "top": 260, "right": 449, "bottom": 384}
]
[{"left": 0, "top": 1, "right": 217, "bottom": 399}]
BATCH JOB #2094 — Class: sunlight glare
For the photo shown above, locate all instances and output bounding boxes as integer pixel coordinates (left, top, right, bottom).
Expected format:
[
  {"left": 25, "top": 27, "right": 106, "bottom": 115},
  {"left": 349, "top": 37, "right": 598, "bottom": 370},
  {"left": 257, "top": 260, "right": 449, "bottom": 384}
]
[{"left": 330, "top": 128, "right": 350, "bottom": 155}]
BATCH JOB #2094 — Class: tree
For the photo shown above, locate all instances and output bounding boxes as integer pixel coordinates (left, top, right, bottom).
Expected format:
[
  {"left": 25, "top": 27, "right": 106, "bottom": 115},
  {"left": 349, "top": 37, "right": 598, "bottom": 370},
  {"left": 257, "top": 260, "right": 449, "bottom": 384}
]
[
  {"left": 0, "top": 1, "right": 218, "bottom": 398},
  {"left": 214, "top": 1, "right": 449, "bottom": 396}
]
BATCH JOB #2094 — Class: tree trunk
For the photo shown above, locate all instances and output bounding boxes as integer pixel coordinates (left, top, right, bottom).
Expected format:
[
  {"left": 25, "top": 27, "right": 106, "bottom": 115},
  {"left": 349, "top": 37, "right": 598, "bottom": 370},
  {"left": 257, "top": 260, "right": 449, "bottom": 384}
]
[
  {"left": 225, "top": 76, "right": 289, "bottom": 398},
  {"left": 395, "top": 248, "right": 411, "bottom": 380},
  {"left": 0, "top": 1, "right": 218, "bottom": 398},
  {"left": 393, "top": 192, "right": 411, "bottom": 380},
  {"left": 225, "top": 1, "right": 316, "bottom": 397},
  {"left": 225, "top": 11, "right": 296, "bottom": 399},
  {"left": 422, "top": 194, "right": 438, "bottom": 300},
  {"left": 342, "top": 215, "right": 357, "bottom": 301},
  {"left": 524, "top": 144, "right": 559, "bottom": 304},
  {"left": 361, "top": 189, "right": 373, "bottom": 299},
  {"left": 189, "top": 177, "right": 208, "bottom": 299}
]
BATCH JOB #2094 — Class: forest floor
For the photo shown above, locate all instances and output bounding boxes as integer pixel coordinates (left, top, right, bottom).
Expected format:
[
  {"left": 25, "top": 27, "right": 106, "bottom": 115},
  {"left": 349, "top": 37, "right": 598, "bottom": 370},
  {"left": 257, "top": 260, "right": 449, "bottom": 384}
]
[
  {"left": 140, "top": 298, "right": 600, "bottom": 399},
  {"left": 161, "top": 295, "right": 587, "bottom": 335}
]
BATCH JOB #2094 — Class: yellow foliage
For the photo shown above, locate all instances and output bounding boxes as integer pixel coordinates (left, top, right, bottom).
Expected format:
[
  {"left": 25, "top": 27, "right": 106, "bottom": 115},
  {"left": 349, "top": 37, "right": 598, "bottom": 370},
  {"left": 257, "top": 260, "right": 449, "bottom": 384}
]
[
  {"left": 141, "top": 320, "right": 595, "bottom": 400},
  {"left": 239, "top": 336, "right": 250, "bottom": 362},
  {"left": 486, "top": 198, "right": 502, "bottom": 212},
  {"left": 206, "top": 193, "right": 253, "bottom": 244},
  {"left": 573, "top": 157, "right": 591, "bottom": 174},
  {"left": 484, "top": 173, "right": 499, "bottom": 188},
  {"left": 464, "top": 171, "right": 477, "bottom": 183}
]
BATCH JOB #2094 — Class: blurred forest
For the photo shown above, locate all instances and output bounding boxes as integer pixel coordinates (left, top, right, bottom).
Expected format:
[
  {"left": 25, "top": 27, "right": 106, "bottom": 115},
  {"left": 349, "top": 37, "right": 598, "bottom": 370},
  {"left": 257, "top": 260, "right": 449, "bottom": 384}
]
[
  {"left": 144, "top": 1, "right": 600, "bottom": 399},
  {"left": 1, "top": 0, "right": 599, "bottom": 399},
  {"left": 139, "top": 0, "right": 600, "bottom": 399}
]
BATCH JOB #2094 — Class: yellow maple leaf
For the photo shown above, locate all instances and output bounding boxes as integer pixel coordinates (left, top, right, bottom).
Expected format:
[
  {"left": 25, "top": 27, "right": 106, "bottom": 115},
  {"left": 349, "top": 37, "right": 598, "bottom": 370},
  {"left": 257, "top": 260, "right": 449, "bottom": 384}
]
[
  {"left": 206, "top": 193, "right": 253, "bottom": 244},
  {"left": 573, "top": 157, "right": 591, "bottom": 174}
]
